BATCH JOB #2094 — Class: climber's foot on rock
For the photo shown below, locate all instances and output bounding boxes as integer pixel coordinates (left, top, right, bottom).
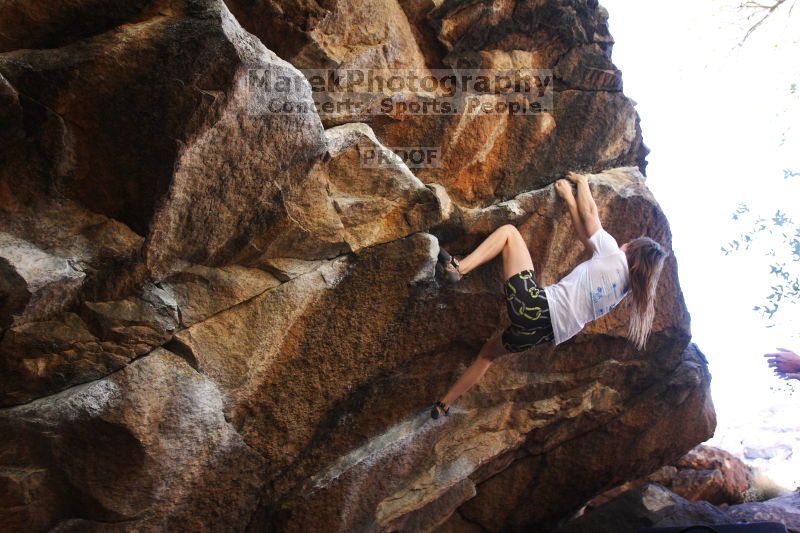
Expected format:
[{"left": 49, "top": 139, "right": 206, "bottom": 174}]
[
  {"left": 430, "top": 400, "right": 450, "bottom": 419},
  {"left": 437, "top": 248, "right": 463, "bottom": 283}
]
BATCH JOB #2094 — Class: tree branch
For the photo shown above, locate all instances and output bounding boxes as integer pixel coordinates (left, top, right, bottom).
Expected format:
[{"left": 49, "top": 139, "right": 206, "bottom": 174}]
[{"left": 738, "top": 0, "right": 797, "bottom": 44}]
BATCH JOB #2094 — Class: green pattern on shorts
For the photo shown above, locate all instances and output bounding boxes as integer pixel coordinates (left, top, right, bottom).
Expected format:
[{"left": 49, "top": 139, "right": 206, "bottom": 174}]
[{"left": 502, "top": 268, "right": 554, "bottom": 352}]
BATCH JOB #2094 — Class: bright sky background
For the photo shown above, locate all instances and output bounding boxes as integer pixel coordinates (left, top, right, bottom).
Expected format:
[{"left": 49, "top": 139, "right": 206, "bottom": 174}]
[{"left": 602, "top": 0, "right": 800, "bottom": 488}]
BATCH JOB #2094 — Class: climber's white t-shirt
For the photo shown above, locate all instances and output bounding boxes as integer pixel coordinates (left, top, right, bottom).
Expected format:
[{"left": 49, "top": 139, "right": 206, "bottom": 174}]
[{"left": 545, "top": 228, "right": 630, "bottom": 346}]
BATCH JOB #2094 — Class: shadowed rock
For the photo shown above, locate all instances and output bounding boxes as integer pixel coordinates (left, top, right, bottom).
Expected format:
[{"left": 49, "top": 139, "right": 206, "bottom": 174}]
[
  {"left": 0, "top": 0, "right": 329, "bottom": 279},
  {"left": 225, "top": 0, "right": 431, "bottom": 72},
  {"left": 554, "top": 483, "right": 800, "bottom": 533},
  {"left": 727, "top": 491, "right": 800, "bottom": 531},
  {"left": 0, "top": 0, "right": 155, "bottom": 52},
  {"left": 0, "top": 348, "right": 266, "bottom": 531},
  {"left": 552, "top": 483, "right": 732, "bottom": 533},
  {"left": 0, "top": 197, "right": 144, "bottom": 329}
]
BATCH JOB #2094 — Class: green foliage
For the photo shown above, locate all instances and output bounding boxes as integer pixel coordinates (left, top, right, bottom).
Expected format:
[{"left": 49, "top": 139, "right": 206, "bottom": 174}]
[{"left": 722, "top": 170, "right": 800, "bottom": 323}]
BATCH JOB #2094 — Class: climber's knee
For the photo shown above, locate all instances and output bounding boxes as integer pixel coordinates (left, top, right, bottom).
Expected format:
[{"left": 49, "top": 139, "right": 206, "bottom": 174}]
[
  {"left": 502, "top": 225, "right": 528, "bottom": 253},
  {"left": 500, "top": 224, "right": 519, "bottom": 240}
]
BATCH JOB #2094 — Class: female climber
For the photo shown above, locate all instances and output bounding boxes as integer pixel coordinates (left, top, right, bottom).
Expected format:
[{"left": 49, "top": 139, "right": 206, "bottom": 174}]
[{"left": 430, "top": 171, "right": 669, "bottom": 419}]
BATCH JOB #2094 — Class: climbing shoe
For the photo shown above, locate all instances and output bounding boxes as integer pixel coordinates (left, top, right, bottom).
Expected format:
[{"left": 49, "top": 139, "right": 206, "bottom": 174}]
[
  {"left": 437, "top": 247, "right": 463, "bottom": 283},
  {"left": 430, "top": 400, "right": 450, "bottom": 419}
]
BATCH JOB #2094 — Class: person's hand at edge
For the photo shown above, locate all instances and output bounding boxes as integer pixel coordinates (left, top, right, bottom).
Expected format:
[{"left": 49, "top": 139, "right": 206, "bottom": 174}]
[{"left": 764, "top": 347, "right": 800, "bottom": 375}]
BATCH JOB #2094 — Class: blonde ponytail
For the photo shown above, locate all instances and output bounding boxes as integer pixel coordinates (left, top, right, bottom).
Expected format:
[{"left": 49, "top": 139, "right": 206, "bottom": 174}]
[{"left": 624, "top": 237, "right": 669, "bottom": 350}]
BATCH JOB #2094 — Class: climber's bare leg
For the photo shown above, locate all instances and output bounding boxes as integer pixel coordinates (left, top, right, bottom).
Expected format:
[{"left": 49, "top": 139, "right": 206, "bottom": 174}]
[
  {"left": 456, "top": 224, "right": 534, "bottom": 281},
  {"left": 439, "top": 329, "right": 508, "bottom": 410},
  {"left": 436, "top": 225, "right": 531, "bottom": 412}
]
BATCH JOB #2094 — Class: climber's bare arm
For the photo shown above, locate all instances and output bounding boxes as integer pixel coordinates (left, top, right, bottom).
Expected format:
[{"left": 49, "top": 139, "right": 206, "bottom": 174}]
[
  {"left": 554, "top": 179, "right": 591, "bottom": 253},
  {"left": 566, "top": 171, "right": 602, "bottom": 238}
]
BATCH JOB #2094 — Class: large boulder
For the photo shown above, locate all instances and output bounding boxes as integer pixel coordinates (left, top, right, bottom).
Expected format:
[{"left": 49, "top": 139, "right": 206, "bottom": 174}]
[
  {"left": 650, "top": 445, "right": 754, "bottom": 505},
  {"left": 586, "top": 444, "right": 755, "bottom": 510},
  {"left": 0, "top": 0, "right": 715, "bottom": 531},
  {"left": 215, "top": 169, "right": 711, "bottom": 533}
]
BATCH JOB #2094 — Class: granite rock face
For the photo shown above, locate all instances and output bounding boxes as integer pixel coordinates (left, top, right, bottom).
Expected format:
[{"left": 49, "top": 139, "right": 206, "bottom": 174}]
[
  {"left": 0, "top": 0, "right": 327, "bottom": 281},
  {"left": 226, "top": 0, "right": 432, "bottom": 72},
  {"left": 0, "top": 0, "right": 715, "bottom": 531},
  {"left": 368, "top": 0, "right": 647, "bottom": 206},
  {"left": 0, "top": 348, "right": 267, "bottom": 532}
]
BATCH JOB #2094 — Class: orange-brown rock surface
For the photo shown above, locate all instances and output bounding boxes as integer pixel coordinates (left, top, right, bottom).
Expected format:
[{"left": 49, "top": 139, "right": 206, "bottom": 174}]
[
  {"left": 585, "top": 444, "right": 755, "bottom": 514},
  {"left": 650, "top": 445, "right": 754, "bottom": 505},
  {"left": 0, "top": 0, "right": 715, "bottom": 531}
]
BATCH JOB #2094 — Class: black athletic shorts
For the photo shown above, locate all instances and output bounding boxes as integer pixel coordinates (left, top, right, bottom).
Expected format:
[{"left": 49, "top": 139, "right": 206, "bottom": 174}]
[{"left": 501, "top": 269, "right": 555, "bottom": 353}]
